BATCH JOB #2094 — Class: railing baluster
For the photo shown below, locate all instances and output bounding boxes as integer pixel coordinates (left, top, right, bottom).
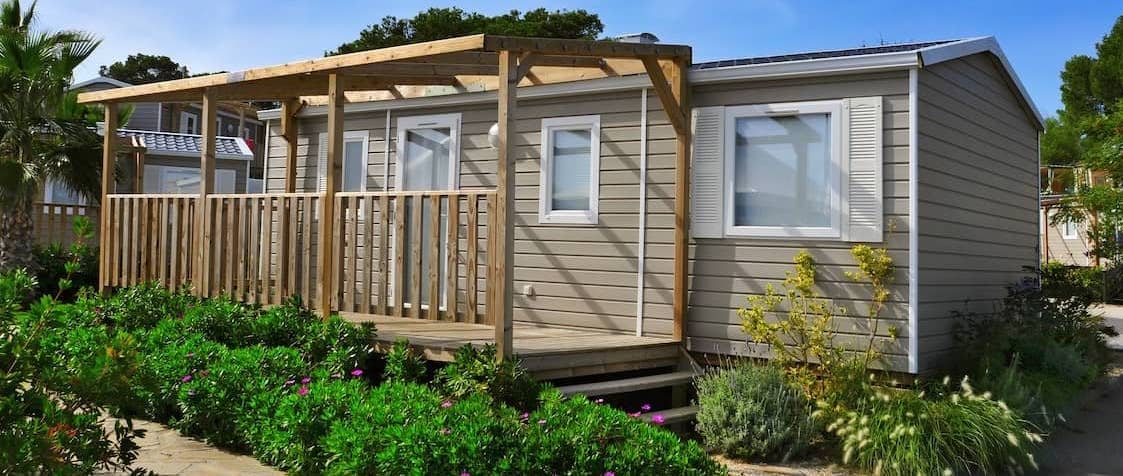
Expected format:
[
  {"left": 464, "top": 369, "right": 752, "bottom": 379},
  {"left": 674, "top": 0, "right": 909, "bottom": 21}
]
[
  {"left": 428, "top": 194, "right": 441, "bottom": 319},
  {"left": 377, "top": 195, "right": 390, "bottom": 316},
  {"left": 466, "top": 195, "right": 479, "bottom": 323},
  {"left": 446, "top": 195, "right": 460, "bottom": 321}
]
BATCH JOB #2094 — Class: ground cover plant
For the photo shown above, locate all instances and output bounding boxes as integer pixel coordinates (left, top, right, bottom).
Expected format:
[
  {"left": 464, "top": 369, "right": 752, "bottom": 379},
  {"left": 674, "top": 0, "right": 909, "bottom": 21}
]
[{"left": 18, "top": 280, "right": 722, "bottom": 475}]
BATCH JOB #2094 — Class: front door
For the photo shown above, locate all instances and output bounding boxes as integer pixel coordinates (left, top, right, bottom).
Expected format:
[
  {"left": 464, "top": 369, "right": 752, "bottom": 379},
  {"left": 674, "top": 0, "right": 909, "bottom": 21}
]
[{"left": 395, "top": 114, "right": 460, "bottom": 311}]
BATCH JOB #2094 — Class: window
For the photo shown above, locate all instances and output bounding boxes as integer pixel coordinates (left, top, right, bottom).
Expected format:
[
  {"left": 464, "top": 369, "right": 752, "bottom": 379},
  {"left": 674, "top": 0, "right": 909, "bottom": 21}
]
[
  {"left": 1062, "top": 219, "right": 1079, "bottom": 239},
  {"left": 317, "top": 131, "right": 370, "bottom": 192},
  {"left": 538, "top": 115, "right": 600, "bottom": 224},
  {"left": 43, "top": 178, "right": 86, "bottom": 215},
  {"left": 143, "top": 165, "right": 235, "bottom": 194},
  {"left": 723, "top": 100, "right": 843, "bottom": 238},
  {"left": 179, "top": 112, "right": 198, "bottom": 134}
]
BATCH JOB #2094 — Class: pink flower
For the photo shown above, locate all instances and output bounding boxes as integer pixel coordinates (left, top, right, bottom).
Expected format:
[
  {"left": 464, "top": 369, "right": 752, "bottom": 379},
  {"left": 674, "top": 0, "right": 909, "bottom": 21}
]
[
  {"left": 284, "top": 379, "right": 295, "bottom": 387},
  {"left": 628, "top": 412, "right": 641, "bottom": 418},
  {"left": 651, "top": 414, "right": 666, "bottom": 425},
  {"left": 441, "top": 400, "right": 454, "bottom": 409},
  {"left": 181, "top": 374, "right": 192, "bottom": 383},
  {"left": 350, "top": 368, "right": 364, "bottom": 377},
  {"left": 640, "top": 403, "right": 652, "bottom": 412},
  {"left": 300, "top": 377, "right": 311, "bottom": 384},
  {"left": 460, "top": 472, "right": 470, "bottom": 476},
  {"left": 297, "top": 385, "right": 309, "bottom": 397},
  {"left": 594, "top": 398, "right": 605, "bottom": 404},
  {"left": 605, "top": 472, "right": 616, "bottom": 476},
  {"left": 519, "top": 412, "right": 529, "bottom": 422}
]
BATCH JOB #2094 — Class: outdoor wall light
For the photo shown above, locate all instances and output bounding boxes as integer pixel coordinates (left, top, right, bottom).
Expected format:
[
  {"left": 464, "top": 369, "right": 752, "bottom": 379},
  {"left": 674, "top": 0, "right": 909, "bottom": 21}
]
[{"left": 487, "top": 122, "right": 500, "bottom": 149}]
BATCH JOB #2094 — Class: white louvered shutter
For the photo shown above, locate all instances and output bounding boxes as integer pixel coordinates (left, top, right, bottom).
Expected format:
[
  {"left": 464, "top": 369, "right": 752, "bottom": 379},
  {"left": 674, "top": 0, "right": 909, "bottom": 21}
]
[
  {"left": 843, "top": 97, "right": 884, "bottom": 242},
  {"left": 691, "top": 107, "right": 725, "bottom": 239},
  {"left": 317, "top": 133, "right": 328, "bottom": 192}
]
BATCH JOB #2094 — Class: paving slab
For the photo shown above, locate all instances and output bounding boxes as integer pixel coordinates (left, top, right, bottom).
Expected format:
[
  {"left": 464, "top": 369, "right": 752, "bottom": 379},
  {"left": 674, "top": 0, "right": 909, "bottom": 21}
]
[{"left": 98, "top": 418, "right": 282, "bottom": 476}]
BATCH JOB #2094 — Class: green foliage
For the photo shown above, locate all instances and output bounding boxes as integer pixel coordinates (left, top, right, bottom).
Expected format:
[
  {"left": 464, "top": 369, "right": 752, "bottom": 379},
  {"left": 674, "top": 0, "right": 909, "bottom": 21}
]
[
  {"left": 434, "top": 344, "right": 541, "bottom": 410},
  {"left": 99, "top": 53, "right": 189, "bottom": 85},
  {"left": 330, "top": 7, "right": 603, "bottom": 55},
  {"left": 252, "top": 294, "right": 319, "bottom": 347},
  {"left": 383, "top": 338, "right": 427, "bottom": 383},
  {"left": 1040, "top": 261, "right": 1103, "bottom": 302},
  {"left": 695, "top": 364, "right": 818, "bottom": 462},
  {"left": 0, "top": 268, "right": 145, "bottom": 474},
  {"left": 32, "top": 216, "right": 97, "bottom": 301},
  {"left": 818, "top": 378, "right": 1041, "bottom": 476},
  {"left": 102, "top": 282, "right": 196, "bottom": 331},
  {"left": 181, "top": 295, "right": 257, "bottom": 345}
]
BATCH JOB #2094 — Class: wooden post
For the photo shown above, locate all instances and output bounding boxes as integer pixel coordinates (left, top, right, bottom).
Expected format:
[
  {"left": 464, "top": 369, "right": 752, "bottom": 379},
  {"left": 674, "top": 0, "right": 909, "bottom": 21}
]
[
  {"left": 279, "top": 98, "right": 299, "bottom": 298},
  {"left": 319, "top": 74, "right": 344, "bottom": 319},
  {"left": 491, "top": 50, "right": 517, "bottom": 360},
  {"left": 1042, "top": 205, "right": 1050, "bottom": 262},
  {"left": 670, "top": 58, "right": 690, "bottom": 342},
  {"left": 237, "top": 108, "right": 246, "bottom": 138},
  {"left": 99, "top": 103, "right": 119, "bottom": 293},
  {"left": 195, "top": 91, "right": 217, "bottom": 295},
  {"left": 134, "top": 143, "right": 146, "bottom": 193}
]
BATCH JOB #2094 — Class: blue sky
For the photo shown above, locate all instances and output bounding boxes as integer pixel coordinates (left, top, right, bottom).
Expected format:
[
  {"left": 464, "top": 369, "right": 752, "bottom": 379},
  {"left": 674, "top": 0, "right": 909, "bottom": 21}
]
[{"left": 39, "top": 0, "right": 1121, "bottom": 117}]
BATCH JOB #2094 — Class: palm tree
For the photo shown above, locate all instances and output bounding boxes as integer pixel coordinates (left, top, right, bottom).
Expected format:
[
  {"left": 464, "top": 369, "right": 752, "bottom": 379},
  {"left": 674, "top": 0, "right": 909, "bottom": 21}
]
[{"left": 0, "top": 0, "right": 102, "bottom": 272}]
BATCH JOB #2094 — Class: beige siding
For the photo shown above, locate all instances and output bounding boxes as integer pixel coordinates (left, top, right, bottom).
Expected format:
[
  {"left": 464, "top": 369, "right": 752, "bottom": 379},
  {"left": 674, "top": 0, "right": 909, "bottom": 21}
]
[
  {"left": 686, "top": 72, "right": 913, "bottom": 372},
  {"left": 916, "top": 53, "right": 1040, "bottom": 372},
  {"left": 1042, "top": 208, "right": 1093, "bottom": 266}
]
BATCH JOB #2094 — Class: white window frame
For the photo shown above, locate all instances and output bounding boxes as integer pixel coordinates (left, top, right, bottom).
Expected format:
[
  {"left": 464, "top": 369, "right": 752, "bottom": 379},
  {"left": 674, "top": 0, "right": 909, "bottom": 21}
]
[
  {"left": 317, "top": 130, "right": 371, "bottom": 193},
  {"left": 42, "top": 178, "right": 87, "bottom": 215},
  {"left": 1061, "top": 218, "right": 1079, "bottom": 240},
  {"left": 394, "top": 113, "right": 461, "bottom": 191},
  {"left": 538, "top": 115, "right": 601, "bottom": 225},
  {"left": 179, "top": 111, "right": 198, "bottom": 134},
  {"left": 723, "top": 100, "right": 844, "bottom": 239}
]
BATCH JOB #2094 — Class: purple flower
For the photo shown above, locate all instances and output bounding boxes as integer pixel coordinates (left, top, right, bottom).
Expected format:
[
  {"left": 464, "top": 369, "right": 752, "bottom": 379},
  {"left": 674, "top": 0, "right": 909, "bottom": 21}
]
[
  {"left": 441, "top": 400, "right": 454, "bottom": 409},
  {"left": 297, "top": 385, "right": 309, "bottom": 397},
  {"left": 519, "top": 412, "right": 529, "bottom": 421},
  {"left": 460, "top": 472, "right": 470, "bottom": 476},
  {"left": 301, "top": 377, "right": 311, "bottom": 384},
  {"left": 350, "top": 368, "right": 364, "bottom": 377},
  {"left": 181, "top": 374, "right": 192, "bottom": 383},
  {"left": 594, "top": 398, "right": 605, "bottom": 404},
  {"left": 640, "top": 403, "right": 652, "bottom": 412},
  {"left": 651, "top": 414, "right": 666, "bottom": 425},
  {"left": 604, "top": 472, "right": 616, "bottom": 476}
]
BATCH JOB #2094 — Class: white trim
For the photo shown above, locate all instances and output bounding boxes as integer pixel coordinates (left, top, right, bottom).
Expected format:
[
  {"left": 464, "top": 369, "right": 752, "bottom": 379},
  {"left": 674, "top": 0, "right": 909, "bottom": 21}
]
[
  {"left": 1060, "top": 215, "right": 1079, "bottom": 240},
  {"left": 263, "top": 119, "right": 271, "bottom": 192},
  {"left": 179, "top": 111, "right": 198, "bottom": 134},
  {"left": 636, "top": 89, "right": 648, "bottom": 337},
  {"left": 917, "top": 36, "right": 1043, "bottom": 128},
  {"left": 69, "top": 76, "right": 132, "bottom": 90},
  {"left": 722, "top": 100, "right": 844, "bottom": 239},
  {"left": 316, "top": 130, "right": 371, "bottom": 193},
  {"left": 538, "top": 114, "right": 601, "bottom": 225},
  {"left": 907, "top": 67, "right": 919, "bottom": 374},
  {"left": 156, "top": 102, "right": 163, "bottom": 131},
  {"left": 394, "top": 113, "right": 461, "bottom": 191}
]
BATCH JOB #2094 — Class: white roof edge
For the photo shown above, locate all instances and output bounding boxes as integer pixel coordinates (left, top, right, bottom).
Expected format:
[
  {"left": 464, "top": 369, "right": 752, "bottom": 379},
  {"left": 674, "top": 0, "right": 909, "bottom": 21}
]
[
  {"left": 70, "top": 76, "right": 133, "bottom": 91},
  {"left": 260, "top": 37, "right": 1043, "bottom": 130},
  {"left": 917, "top": 36, "right": 1044, "bottom": 129}
]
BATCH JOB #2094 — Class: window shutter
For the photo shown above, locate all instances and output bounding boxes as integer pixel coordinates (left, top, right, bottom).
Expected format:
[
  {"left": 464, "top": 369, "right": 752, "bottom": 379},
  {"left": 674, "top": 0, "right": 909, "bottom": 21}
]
[
  {"left": 843, "top": 97, "right": 884, "bottom": 242},
  {"left": 317, "top": 133, "right": 327, "bottom": 193},
  {"left": 691, "top": 106, "right": 725, "bottom": 239}
]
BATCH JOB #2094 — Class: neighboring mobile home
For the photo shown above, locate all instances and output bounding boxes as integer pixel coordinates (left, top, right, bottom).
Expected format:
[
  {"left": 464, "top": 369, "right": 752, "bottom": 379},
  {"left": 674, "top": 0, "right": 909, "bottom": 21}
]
[{"left": 79, "top": 34, "right": 1042, "bottom": 376}]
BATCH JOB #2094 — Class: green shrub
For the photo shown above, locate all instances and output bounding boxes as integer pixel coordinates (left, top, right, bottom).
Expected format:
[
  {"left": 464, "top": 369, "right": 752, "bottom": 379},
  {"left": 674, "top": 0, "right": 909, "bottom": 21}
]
[
  {"left": 182, "top": 295, "right": 258, "bottom": 345},
  {"left": 301, "top": 315, "right": 374, "bottom": 375},
  {"left": 244, "top": 370, "right": 370, "bottom": 474},
  {"left": 819, "top": 378, "right": 1041, "bottom": 476},
  {"left": 103, "top": 282, "right": 196, "bottom": 331},
  {"left": 517, "top": 390, "right": 725, "bottom": 475},
  {"left": 32, "top": 242, "right": 97, "bottom": 301},
  {"left": 1040, "top": 261, "right": 1103, "bottom": 302},
  {"left": 175, "top": 345, "right": 307, "bottom": 450},
  {"left": 434, "top": 344, "right": 541, "bottom": 410},
  {"left": 252, "top": 295, "right": 318, "bottom": 347},
  {"left": 383, "top": 338, "right": 427, "bottom": 383},
  {"left": 695, "top": 364, "right": 818, "bottom": 462},
  {"left": 132, "top": 333, "right": 226, "bottom": 421}
]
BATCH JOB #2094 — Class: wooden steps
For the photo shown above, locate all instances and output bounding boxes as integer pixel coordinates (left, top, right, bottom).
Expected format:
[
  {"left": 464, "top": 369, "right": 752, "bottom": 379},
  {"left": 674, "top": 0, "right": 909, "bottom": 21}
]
[
  {"left": 641, "top": 405, "right": 698, "bottom": 425},
  {"left": 556, "top": 370, "right": 696, "bottom": 396}
]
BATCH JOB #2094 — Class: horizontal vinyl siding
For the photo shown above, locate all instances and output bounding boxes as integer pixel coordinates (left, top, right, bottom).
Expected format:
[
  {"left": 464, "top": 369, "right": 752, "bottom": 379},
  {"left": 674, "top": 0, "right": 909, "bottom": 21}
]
[
  {"left": 916, "top": 53, "right": 1040, "bottom": 372},
  {"left": 265, "top": 90, "right": 654, "bottom": 334},
  {"left": 125, "top": 102, "right": 160, "bottom": 131},
  {"left": 686, "top": 71, "right": 913, "bottom": 372},
  {"left": 1042, "top": 208, "right": 1093, "bottom": 266}
]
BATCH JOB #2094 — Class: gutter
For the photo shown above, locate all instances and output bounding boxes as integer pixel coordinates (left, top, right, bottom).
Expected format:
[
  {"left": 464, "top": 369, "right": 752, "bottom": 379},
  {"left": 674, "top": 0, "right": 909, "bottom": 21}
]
[{"left": 635, "top": 88, "right": 649, "bottom": 337}]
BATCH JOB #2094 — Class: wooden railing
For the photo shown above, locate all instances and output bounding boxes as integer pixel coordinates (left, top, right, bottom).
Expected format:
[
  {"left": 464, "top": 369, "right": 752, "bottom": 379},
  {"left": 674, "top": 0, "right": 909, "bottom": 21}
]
[
  {"left": 100, "top": 190, "right": 498, "bottom": 323},
  {"left": 34, "top": 202, "right": 99, "bottom": 247}
]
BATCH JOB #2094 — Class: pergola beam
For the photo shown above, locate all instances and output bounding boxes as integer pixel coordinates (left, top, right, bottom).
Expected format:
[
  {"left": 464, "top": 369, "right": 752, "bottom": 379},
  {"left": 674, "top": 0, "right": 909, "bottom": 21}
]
[{"left": 482, "top": 36, "right": 690, "bottom": 59}]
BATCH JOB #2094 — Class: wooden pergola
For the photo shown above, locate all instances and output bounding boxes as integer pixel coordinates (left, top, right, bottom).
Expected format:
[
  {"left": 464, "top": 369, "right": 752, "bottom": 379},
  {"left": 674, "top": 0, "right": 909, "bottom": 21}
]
[{"left": 79, "top": 34, "right": 693, "bottom": 359}]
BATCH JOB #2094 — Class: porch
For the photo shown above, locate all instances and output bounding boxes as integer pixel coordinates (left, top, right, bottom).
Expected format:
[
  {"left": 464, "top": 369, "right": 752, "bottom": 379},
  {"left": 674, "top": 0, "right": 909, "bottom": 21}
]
[{"left": 80, "top": 34, "right": 694, "bottom": 361}]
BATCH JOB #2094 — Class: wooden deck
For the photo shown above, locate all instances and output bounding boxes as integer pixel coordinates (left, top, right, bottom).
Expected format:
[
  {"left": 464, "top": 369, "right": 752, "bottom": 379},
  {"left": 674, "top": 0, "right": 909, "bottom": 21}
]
[{"left": 341, "top": 313, "right": 682, "bottom": 380}]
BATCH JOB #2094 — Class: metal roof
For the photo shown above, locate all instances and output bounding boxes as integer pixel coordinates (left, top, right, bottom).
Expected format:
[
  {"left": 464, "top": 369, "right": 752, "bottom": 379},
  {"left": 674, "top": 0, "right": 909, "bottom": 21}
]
[
  {"left": 118, "top": 129, "right": 253, "bottom": 160},
  {"left": 692, "top": 40, "right": 958, "bottom": 70}
]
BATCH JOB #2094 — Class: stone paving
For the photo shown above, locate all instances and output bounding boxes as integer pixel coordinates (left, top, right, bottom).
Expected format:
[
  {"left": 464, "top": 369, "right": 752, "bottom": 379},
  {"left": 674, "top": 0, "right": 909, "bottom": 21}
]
[{"left": 101, "top": 418, "right": 281, "bottom": 476}]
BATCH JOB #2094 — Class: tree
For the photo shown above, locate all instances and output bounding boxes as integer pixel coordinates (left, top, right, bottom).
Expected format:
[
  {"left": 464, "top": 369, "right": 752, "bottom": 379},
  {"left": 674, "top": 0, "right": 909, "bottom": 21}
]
[
  {"left": 1045, "top": 15, "right": 1123, "bottom": 265},
  {"left": 0, "top": 0, "right": 105, "bottom": 272},
  {"left": 329, "top": 7, "right": 604, "bottom": 55},
  {"left": 99, "top": 53, "right": 187, "bottom": 85}
]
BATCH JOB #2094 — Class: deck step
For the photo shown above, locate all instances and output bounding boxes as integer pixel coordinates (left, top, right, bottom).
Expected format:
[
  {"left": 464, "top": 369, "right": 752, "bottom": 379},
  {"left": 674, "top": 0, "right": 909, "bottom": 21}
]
[
  {"left": 556, "top": 370, "right": 697, "bottom": 397},
  {"left": 641, "top": 405, "right": 698, "bottom": 425}
]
